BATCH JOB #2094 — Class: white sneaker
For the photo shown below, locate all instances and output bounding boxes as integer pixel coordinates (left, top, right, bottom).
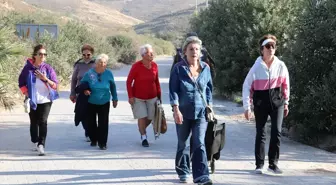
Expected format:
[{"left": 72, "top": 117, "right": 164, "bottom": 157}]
[
  {"left": 86, "top": 136, "right": 91, "bottom": 142},
  {"left": 38, "top": 145, "right": 45, "bottom": 156},
  {"left": 31, "top": 142, "right": 38, "bottom": 151},
  {"left": 255, "top": 166, "right": 264, "bottom": 174}
]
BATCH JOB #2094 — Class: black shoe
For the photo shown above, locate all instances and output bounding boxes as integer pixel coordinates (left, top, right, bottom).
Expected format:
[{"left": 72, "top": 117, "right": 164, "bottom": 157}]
[
  {"left": 90, "top": 142, "right": 97, "bottom": 147},
  {"left": 268, "top": 165, "right": 283, "bottom": 174},
  {"left": 99, "top": 145, "right": 107, "bottom": 150},
  {"left": 197, "top": 179, "right": 213, "bottom": 185},
  {"left": 142, "top": 139, "right": 149, "bottom": 147}
]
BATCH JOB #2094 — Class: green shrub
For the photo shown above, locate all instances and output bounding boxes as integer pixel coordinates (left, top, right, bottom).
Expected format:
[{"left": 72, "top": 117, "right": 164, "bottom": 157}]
[
  {"left": 0, "top": 26, "right": 27, "bottom": 109},
  {"left": 107, "top": 35, "right": 136, "bottom": 64},
  {"left": 286, "top": 0, "right": 336, "bottom": 139},
  {"left": 107, "top": 35, "right": 133, "bottom": 48},
  {"left": 33, "top": 21, "right": 117, "bottom": 83},
  {"left": 190, "top": 0, "right": 305, "bottom": 97}
]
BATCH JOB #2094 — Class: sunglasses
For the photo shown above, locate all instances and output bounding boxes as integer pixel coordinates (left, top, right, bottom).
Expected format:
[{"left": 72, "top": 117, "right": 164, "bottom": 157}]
[
  {"left": 83, "top": 53, "right": 92, "bottom": 57},
  {"left": 37, "top": 53, "right": 47, "bottom": 57},
  {"left": 264, "top": 44, "right": 276, "bottom": 50}
]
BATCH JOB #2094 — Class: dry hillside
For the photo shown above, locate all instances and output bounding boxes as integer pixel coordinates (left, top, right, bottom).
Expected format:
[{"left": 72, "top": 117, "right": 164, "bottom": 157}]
[
  {"left": 91, "top": 0, "right": 208, "bottom": 36},
  {"left": 92, "top": 0, "right": 208, "bottom": 21},
  {"left": 134, "top": 3, "right": 207, "bottom": 34},
  {"left": 0, "top": 0, "right": 36, "bottom": 12},
  {"left": 2, "top": 0, "right": 144, "bottom": 33}
]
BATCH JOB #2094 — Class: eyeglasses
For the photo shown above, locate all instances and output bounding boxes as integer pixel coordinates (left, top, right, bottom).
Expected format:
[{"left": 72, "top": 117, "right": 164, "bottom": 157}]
[
  {"left": 265, "top": 44, "right": 276, "bottom": 50},
  {"left": 83, "top": 54, "right": 91, "bottom": 57},
  {"left": 37, "top": 53, "right": 47, "bottom": 57}
]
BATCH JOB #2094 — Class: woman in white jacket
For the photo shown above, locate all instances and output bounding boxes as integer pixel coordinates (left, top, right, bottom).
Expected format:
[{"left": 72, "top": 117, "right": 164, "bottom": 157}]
[{"left": 242, "top": 34, "right": 290, "bottom": 174}]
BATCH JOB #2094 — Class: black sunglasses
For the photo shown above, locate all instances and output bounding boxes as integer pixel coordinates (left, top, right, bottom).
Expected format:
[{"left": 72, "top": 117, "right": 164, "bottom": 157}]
[
  {"left": 265, "top": 44, "right": 276, "bottom": 49},
  {"left": 83, "top": 53, "right": 91, "bottom": 57},
  {"left": 37, "top": 53, "right": 47, "bottom": 57}
]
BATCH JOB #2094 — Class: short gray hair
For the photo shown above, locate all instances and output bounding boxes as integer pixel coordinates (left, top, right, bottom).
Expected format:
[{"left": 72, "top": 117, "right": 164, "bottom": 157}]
[
  {"left": 140, "top": 44, "right": 153, "bottom": 56},
  {"left": 95, "top": 53, "right": 109, "bottom": 63},
  {"left": 182, "top": 36, "right": 202, "bottom": 54}
]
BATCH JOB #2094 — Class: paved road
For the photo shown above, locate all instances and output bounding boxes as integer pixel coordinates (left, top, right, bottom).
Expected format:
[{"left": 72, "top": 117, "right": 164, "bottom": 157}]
[{"left": 0, "top": 56, "right": 335, "bottom": 185}]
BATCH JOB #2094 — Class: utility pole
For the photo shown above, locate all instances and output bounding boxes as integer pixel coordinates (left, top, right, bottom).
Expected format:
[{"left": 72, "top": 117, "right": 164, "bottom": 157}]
[
  {"left": 195, "top": 0, "right": 198, "bottom": 13},
  {"left": 206, "top": 0, "right": 209, "bottom": 8}
]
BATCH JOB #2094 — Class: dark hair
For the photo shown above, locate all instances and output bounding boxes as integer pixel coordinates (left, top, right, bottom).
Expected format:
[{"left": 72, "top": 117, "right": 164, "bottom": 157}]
[
  {"left": 32, "top": 44, "right": 46, "bottom": 60},
  {"left": 186, "top": 32, "right": 198, "bottom": 38},
  {"left": 81, "top": 44, "right": 94, "bottom": 53},
  {"left": 259, "top": 34, "right": 277, "bottom": 56}
]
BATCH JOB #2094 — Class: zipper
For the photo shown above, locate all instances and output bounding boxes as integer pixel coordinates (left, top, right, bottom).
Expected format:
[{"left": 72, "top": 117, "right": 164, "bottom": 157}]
[{"left": 268, "top": 68, "right": 274, "bottom": 111}]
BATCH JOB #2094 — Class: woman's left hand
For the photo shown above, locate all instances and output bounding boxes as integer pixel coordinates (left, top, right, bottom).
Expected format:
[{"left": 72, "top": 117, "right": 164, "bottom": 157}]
[
  {"left": 284, "top": 104, "right": 289, "bottom": 117},
  {"left": 112, "top": 100, "right": 118, "bottom": 108},
  {"left": 34, "top": 70, "right": 48, "bottom": 82}
]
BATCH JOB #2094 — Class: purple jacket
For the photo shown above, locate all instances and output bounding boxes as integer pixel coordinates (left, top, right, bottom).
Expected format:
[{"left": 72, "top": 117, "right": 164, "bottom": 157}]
[{"left": 18, "top": 59, "right": 59, "bottom": 109}]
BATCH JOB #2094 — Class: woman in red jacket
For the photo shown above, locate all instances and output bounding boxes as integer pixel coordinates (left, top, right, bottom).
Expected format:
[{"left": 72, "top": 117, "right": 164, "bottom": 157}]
[{"left": 126, "top": 44, "right": 161, "bottom": 147}]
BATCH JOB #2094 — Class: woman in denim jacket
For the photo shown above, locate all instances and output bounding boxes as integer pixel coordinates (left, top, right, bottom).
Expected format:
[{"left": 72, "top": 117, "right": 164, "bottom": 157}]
[{"left": 169, "top": 36, "right": 213, "bottom": 185}]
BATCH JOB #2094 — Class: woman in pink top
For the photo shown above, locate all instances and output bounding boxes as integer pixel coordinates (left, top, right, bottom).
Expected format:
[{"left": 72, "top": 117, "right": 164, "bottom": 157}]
[{"left": 242, "top": 34, "right": 290, "bottom": 174}]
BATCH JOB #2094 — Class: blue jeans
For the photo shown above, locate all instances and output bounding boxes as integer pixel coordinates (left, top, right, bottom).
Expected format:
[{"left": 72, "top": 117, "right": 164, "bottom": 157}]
[{"left": 175, "top": 118, "right": 210, "bottom": 183}]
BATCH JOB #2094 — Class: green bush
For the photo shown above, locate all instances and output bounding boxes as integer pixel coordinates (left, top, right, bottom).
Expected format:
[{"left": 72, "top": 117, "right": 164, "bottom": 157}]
[
  {"left": 0, "top": 26, "right": 27, "bottom": 110},
  {"left": 286, "top": 0, "right": 336, "bottom": 140},
  {"left": 107, "top": 35, "right": 133, "bottom": 48},
  {"left": 107, "top": 33, "right": 175, "bottom": 64},
  {"left": 34, "top": 21, "right": 117, "bottom": 83},
  {"left": 190, "top": 0, "right": 305, "bottom": 96},
  {"left": 107, "top": 35, "right": 136, "bottom": 64}
]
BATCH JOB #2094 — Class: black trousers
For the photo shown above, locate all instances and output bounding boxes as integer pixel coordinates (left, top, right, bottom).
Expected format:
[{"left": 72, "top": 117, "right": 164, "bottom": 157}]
[
  {"left": 87, "top": 102, "right": 110, "bottom": 146},
  {"left": 82, "top": 119, "right": 89, "bottom": 137},
  {"left": 29, "top": 102, "right": 52, "bottom": 146},
  {"left": 254, "top": 105, "right": 284, "bottom": 167}
]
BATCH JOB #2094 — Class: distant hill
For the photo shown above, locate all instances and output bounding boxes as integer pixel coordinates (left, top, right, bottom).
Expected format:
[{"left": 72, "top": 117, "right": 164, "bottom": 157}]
[
  {"left": 3, "top": 0, "right": 144, "bottom": 32},
  {"left": 0, "top": 0, "right": 36, "bottom": 12},
  {"left": 91, "top": 0, "right": 208, "bottom": 41},
  {"left": 93, "top": 0, "right": 208, "bottom": 21},
  {"left": 134, "top": 3, "right": 207, "bottom": 35}
]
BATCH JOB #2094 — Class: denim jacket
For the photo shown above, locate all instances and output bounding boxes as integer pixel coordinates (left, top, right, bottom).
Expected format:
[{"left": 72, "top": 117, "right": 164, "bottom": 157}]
[{"left": 169, "top": 60, "right": 213, "bottom": 120}]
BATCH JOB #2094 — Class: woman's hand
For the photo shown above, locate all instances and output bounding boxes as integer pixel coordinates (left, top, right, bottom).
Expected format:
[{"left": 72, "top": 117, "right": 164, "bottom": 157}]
[
  {"left": 284, "top": 104, "right": 289, "bottom": 117},
  {"left": 128, "top": 98, "right": 135, "bottom": 105},
  {"left": 244, "top": 110, "right": 251, "bottom": 121},
  {"left": 34, "top": 70, "right": 48, "bottom": 82},
  {"left": 112, "top": 100, "right": 118, "bottom": 108},
  {"left": 173, "top": 107, "right": 183, "bottom": 124},
  {"left": 84, "top": 90, "right": 91, "bottom": 96},
  {"left": 69, "top": 95, "right": 76, "bottom": 103}
]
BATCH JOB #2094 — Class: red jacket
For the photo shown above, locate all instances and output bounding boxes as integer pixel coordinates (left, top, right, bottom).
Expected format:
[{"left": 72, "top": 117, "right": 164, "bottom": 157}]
[{"left": 126, "top": 61, "right": 161, "bottom": 100}]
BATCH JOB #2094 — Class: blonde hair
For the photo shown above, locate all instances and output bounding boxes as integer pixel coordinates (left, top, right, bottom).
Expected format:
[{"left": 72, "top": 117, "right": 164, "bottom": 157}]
[{"left": 182, "top": 36, "right": 202, "bottom": 56}]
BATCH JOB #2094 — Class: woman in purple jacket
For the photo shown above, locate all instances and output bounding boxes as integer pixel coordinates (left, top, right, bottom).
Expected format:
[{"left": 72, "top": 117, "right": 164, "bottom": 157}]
[{"left": 18, "top": 44, "right": 59, "bottom": 156}]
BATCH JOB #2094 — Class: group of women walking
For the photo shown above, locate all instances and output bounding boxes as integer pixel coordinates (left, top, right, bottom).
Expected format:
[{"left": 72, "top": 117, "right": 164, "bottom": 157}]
[{"left": 18, "top": 33, "right": 289, "bottom": 185}]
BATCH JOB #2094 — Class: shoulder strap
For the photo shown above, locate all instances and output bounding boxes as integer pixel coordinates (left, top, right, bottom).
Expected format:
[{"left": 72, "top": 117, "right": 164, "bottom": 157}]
[
  {"left": 179, "top": 56, "right": 208, "bottom": 107},
  {"left": 73, "top": 59, "right": 82, "bottom": 67}
]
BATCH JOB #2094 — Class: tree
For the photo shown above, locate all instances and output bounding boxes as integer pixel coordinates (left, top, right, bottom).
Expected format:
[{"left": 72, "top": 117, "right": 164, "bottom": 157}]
[
  {"left": 286, "top": 0, "right": 336, "bottom": 140},
  {"left": 0, "top": 26, "right": 26, "bottom": 110},
  {"left": 190, "top": 0, "right": 305, "bottom": 96}
]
